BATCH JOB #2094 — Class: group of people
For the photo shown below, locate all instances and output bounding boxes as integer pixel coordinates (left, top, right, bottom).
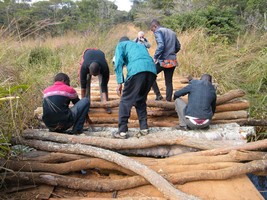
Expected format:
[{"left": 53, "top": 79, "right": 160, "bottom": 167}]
[{"left": 42, "top": 19, "right": 217, "bottom": 137}]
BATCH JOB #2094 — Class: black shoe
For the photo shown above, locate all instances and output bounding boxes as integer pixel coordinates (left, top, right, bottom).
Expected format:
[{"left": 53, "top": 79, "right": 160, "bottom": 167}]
[
  {"left": 155, "top": 95, "right": 163, "bottom": 101},
  {"left": 175, "top": 125, "right": 188, "bottom": 131},
  {"left": 106, "top": 107, "right": 112, "bottom": 114},
  {"left": 65, "top": 130, "right": 83, "bottom": 135}
]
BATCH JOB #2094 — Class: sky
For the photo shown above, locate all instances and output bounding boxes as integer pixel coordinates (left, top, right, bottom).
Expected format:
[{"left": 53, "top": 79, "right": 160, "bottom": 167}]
[{"left": 111, "top": 0, "right": 133, "bottom": 12}]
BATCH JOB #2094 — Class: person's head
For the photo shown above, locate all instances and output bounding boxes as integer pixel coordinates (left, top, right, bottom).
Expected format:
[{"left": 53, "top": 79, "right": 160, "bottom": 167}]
[
  {"left": 89, "top": 62, "right": 100, "bottom": 76},
  {"left": 54, "top": 73, "right": 70, "bottom": 86},
  {"left": 200, "top": 74, "right": 212, "bottom": 83},
  {"left": 119, "top": 36, "right": 130, "bottom": 42},
  {"left": 150, "top": 19, "right": 160, "bottom": 32},
  {"left": 138, "top": 31, "right": 145, "bottom": 39}
]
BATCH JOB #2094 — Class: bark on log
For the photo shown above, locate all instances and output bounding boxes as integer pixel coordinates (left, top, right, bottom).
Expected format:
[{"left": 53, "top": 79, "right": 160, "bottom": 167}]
[
  {"left": 216, "top": 89, "right": 246, "bottom": 105},
  {"left": 2, "top": 159, "right": 266, "bottom": 192},
  {"left": 2, "top": 158, "right": 244, "bottom": 176},
  {"left": 237, "top": 118, "right": 267, "bottom": 126},
  {"left": 181, "top": 138, "right": 267, "bottom": 156},
  {"left": 16, "top": 139, "right": 199, "bottom": 200},
  {"left": 215, "top": 100, "right": 249, "bottom": 112},
  {"left": 213, "top": 110, "right": 248, "bottom": 120},
  {"left": 1, "top": 158, "right": 134, "bottom": 175},
  {"left": 21, "top": 130, "right": 244, "bottom": 151}
]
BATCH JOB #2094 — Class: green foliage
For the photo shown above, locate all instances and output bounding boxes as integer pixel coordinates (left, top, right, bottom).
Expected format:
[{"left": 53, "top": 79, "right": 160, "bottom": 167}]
[
  {"left": 163, "top": 6, "right": 240, "bottom": 43},
  {"left": 28, "top": 47, "right": 61, "bottom": 71}
]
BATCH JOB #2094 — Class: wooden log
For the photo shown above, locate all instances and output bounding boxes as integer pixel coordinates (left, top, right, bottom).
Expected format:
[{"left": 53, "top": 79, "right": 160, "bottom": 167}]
[
  {"left": 2, "top": 159, "right": 266, "bottom": 192},
  {"left": 3, "top": 157, "right": 244, "bottom": 176},
  {"left": 1, "top": 158, "right": 134, "bottom": 175},
  {"left": 216, "top": 89, "right": 246, "bottom": 105},
  {"left": 180, "top": 138, "right": 267, "bottom": 156},
  {"left": 21, "top": 130, "right": 244, "bottom": 151},
  {"left": 215, "top": 100, "right": 249, "bottom": 112},
  {"left": 212, "top": 110, "right": 248, "bottom": 120},
  {"left": 16, "top": 139, "right": 199, "bottom": 200}
]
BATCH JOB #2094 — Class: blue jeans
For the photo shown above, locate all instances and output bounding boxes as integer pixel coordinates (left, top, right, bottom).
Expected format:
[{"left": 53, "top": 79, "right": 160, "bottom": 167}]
[{"left": 71, "top": 98, "right": 90, "bottom": 132}]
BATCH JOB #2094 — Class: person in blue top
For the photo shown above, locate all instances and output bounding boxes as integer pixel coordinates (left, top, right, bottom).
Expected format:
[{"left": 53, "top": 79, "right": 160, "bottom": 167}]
[
  {"left": 113, "top": 36, "right": 157, "bottom": 139},
  {"left": 173, "top": 74, "right": 217, "bottom": 131}
]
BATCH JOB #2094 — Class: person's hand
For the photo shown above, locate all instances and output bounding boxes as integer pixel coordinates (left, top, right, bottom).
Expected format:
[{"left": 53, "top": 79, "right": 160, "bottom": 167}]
[
  {"left": 116, "top": 84, "right": 122, "bottom": 97},
  {"left": 139, "top": 37, "right": 144, "bottom": 42}
]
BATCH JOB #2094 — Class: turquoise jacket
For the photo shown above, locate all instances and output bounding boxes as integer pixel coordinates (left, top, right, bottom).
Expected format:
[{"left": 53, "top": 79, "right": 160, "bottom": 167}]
[{"left": 114, "top": 40, "right": 157, "bottom": 84}]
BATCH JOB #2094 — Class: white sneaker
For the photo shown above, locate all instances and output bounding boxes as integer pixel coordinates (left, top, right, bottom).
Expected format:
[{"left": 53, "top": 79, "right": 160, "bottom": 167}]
[{"left": 112, "top": 131, "right": 128, "bottom": 139}]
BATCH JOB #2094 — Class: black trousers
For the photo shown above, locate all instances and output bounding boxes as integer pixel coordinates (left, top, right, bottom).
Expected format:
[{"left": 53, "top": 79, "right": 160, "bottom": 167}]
[
  {"left": 152, "top": 63, "right": 175, "bottom": 101},
  {"left": 118, "top": 72, "right": 156, "bottom": 133}
]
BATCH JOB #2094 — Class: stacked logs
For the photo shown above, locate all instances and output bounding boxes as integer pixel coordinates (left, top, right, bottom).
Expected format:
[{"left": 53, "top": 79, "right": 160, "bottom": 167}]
[
  {"left": 84, "top": 75, "right": 250, "bottom": 128},
  {"left": 2, "top": 131, "right": 267, "bottom": 199}
]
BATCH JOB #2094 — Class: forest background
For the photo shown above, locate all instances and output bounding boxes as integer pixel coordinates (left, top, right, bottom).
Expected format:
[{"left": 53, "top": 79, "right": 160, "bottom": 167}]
[{"left": 0, "top": 0, "right": 266, "bottom": 157}]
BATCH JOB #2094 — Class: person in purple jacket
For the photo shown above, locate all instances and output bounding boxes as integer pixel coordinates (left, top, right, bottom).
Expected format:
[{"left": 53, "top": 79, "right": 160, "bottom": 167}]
[{"left": 42, "top": 73, "right": 89, "bottom": 134}]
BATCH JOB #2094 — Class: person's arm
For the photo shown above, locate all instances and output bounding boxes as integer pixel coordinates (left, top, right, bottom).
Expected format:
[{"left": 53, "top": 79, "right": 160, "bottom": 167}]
[
  {"left": 144, "top": 38, "right": 151, "bottom": 49},
  {"left": 175, "top": 37, "right": 181, "bottom": 53},
  {"left": 114, "top": 43, "right": 125, "bottom": 84},
  {"left": 173, "top": 85, "right": 191, "bottom": 100},
  {"left": 80, "top": 65, "right": 88, "bottom": 98},
  {"left": 153, "top": 30, "right": 164, "bottom": 60}
]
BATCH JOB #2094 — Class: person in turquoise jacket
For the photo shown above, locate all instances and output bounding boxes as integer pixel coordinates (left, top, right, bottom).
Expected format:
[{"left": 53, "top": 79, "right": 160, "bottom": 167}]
[{"left": 113, "top": 36, "right": 157, "bottom": 139}]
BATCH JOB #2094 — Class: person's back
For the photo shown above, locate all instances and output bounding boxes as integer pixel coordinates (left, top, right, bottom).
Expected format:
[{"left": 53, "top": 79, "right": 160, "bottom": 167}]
[
  {"left": 185, "top": 79, "right": 216, "bottom": 119},
  {"left": 114, "top": 39, "right": 156, "bottom": 83},
  {"left": 155, "top": 26, "right": 179, "bottom": 60},
  {"left": 174, "top": 74, "right": 216, "bottom": 130}
]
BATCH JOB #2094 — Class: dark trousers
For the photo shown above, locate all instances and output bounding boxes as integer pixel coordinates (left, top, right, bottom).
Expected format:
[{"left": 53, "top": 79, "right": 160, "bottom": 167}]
[
  {"left": 118, "top": 72, "right": 156, "bottom": 133},
  {"left": 152, "top": 63, "right": 175, "bottom": 101},
  {"left": 71, "top": 98, "right": 90, "bottom": 132}
]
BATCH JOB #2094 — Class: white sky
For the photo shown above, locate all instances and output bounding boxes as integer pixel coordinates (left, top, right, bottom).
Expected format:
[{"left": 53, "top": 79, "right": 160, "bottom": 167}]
[{"left": 111, "top": 0, "right": 133, "bottom": 12}]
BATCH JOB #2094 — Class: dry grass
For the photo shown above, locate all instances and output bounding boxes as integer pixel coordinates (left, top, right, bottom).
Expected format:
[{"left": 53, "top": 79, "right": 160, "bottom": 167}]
[{"left": 0, "top": 24, "right": 266, "bottom": 152}]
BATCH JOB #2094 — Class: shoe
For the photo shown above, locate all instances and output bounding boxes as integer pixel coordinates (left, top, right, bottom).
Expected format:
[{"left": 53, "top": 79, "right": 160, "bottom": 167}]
[
  {"left": 155, "top": 95, "right": 163, "bottom": 101},
  {"left": 65, "top": 130, "right": 83, "bottom": 135},
  {"left": 106, "top": 107, "right": 112, "bottom": 114},
  {"left": 134, "top": 129, "right": 149, "bottom": 138},
  {"left": 140, "top": 129, "right": 149, "bottom": 136},
  {"left": 175, "top": 125, "right": 188, "bottom": 131},
  {"left": 112, "top": 131, "right": 128, "bottom": 139}
]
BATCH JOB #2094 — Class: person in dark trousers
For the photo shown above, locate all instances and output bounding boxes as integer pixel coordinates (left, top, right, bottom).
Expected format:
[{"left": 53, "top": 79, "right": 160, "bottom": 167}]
[
  {"left": 79, "top": 48, "right": 111, "bottom": 113},
  {"left": 173, "top": 74, "right": 217, "bottom": 130},
  {"left": 42, "top": 73, "right": 90, "bottom": 134},
  {"left": 150, "top": 19, "right": 181, "bottom": 101},
  {"left": 113, "top": 36, "right": 157, "bottom": 139},
  {"left": 133, "top": 31, "right": 151, "bottom": 49}
]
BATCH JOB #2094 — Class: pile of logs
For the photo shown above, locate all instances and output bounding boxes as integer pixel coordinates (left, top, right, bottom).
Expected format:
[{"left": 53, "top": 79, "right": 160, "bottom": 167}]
[
  {"left": 81, "top": 75, "right": 251, "bottom": 128},
  {"left": 2, "top": 131, "right": 267, "bottom": 199}
]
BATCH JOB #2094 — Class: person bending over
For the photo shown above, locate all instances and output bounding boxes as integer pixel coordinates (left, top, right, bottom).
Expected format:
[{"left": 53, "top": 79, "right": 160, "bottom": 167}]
[
  {"left": 79, "top": 48, "right": 111, "bottom": 113},
  {"left": 113, "top": 36, "right": 157, "bottom": 139}
]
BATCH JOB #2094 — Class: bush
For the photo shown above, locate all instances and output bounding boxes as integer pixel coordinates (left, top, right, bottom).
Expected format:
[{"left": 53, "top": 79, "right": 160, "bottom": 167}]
[{"left": 163, "top": 6, "right": 241, "bottom": 43}]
